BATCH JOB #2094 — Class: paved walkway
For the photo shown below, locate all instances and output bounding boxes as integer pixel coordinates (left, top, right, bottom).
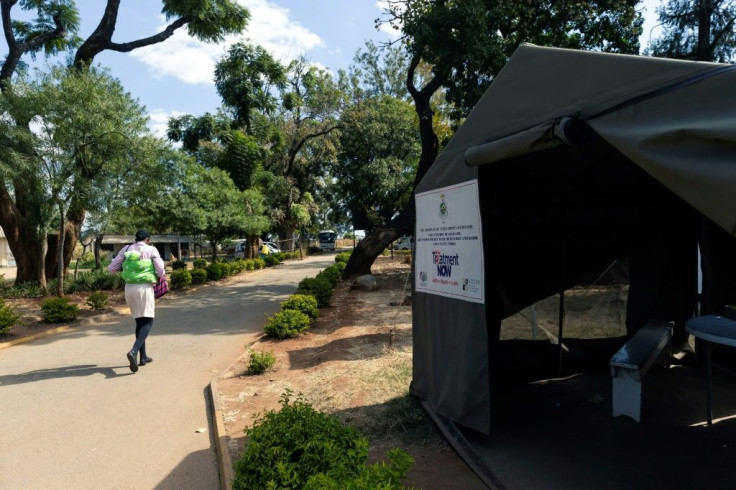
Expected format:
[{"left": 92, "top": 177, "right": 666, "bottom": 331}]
[{"left": 0, "top": 255, "right": 336, "bottom": 489}]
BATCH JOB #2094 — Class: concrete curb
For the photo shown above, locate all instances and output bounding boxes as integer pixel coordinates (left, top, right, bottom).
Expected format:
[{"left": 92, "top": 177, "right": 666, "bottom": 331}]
[{"left": 210, "top": 379, "right": 234, "bottom": 490}]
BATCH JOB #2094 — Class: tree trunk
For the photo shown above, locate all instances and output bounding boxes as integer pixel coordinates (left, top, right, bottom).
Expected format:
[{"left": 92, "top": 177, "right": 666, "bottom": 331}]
[
  {"left": 36, "top": 231, "right": 48, "bottom": 289},
  {"left": 56, "top": 204, "right": 65, "bottom": 297},
  {"left": 6, "top": 221, "right": 46, "bottom": 285},
  {"left": 94, "top": 234, "right": 104, "bottom": 269},
  {"left": 696, "top": 0, "right": 713, "bottom": 61},
  {"left": 342, "top": 58, "right": 442, "bottom": 280}
]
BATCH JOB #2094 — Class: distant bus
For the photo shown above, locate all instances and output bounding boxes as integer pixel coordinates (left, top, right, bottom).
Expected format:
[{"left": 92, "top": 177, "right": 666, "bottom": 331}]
[{"left": 318, "top": 230, "right": 337, "bottom": 251}]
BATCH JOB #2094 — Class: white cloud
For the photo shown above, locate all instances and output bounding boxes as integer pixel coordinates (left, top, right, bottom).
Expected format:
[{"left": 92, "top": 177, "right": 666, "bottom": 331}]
[
  {"left": 147, "top": 109, "right": 185, "bottom": 140},
  {"left": 131, "top": 0, "right": 324, "bottom": 86},
  {"left": 375, "top": 0, "right": 402, "bottom": 40}
]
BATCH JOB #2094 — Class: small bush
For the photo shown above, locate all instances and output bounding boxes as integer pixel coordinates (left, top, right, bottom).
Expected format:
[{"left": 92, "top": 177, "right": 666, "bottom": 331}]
[
  {"left": 0, "top": 299, "right": 20, "bottom": 334},
  {"left": 334, "top": 261, "right": 346, "bottom": 274},
  {"left": 308, "top": 245, "right": 321, "bottom": 254},
  {"left": 5, "top": 281, "right": 44, "bottom": 299},
  {"left": 303, "top": 448, "right": 414, "bottom": 489},
  {"left": 296, "top": 276, "right": 333, "bottom": 307},
  {"left": 193, "top": 258, "right": 208, "bottom": 269},
  {"left": 232, "top": 392, "right": 371, "bottom": 490},
  {"left": 246, "top": 348, "right": 276, "bottom": 375},
  {"left": 243, "top": 259, "right": 255, "bottom": 271},
  {"left": 170, "top": 269, "right": 192, "bottom": 290},
  {"left": 263, "top": 309, "right": 311, "bottom": 338},
  {"left": 190, "top": 268, "right": 207, "bottom": 285},
  {"left": 335, "top": 251, "right": 351, "bottom": 263},
  {"left": 68, "top": 269, "right": 124, "bottom": 292},
  {"left": 281, "top": 294, "right": 319, "bottom": 320},
  {"left": 263, "top": 254, "right": 279, "bottom": 267},
  {"left": 40, "top": 297, "right": 80, "bottom": 323},
  {"left": 171, "top": 260, "right": 187, "bottom": 271},
  {"left": 206, "top": 262, "right": 228, "bottom": 281},
  {"left": 317, "top": 265, "right": 340, "bottom": 288},
  {"left": 85, "top": 290, "right": 108, "bottom": 310},
  {"left": 253, "top": 258, "right": 265, "bottom": 269}
]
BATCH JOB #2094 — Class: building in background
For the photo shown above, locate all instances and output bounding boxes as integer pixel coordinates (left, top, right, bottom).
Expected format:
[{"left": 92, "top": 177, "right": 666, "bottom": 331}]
[
  {"left": 101, "top": 234, "right": 201, "bottom": 261},
  {"left": 0, "top": 227, "right": 14, "bottom": 267}
]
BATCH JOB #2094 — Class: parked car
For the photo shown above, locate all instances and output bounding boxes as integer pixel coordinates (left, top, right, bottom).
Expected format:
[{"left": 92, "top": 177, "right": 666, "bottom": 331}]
[
  {"left": 262, "top": 241, "right": 281, "bottom": 254},
  {"left": 394, "top": 236, "right": 414, "bottom": 250}
]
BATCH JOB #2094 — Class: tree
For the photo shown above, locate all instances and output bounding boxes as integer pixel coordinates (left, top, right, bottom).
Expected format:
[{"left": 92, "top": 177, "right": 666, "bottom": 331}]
[
  {"left": 647, "top": 0, "right": 736, "bottom": 61},
  {"left": 342, "top": 0, "right": 644, "bottom": 278},
  {"left": 214, "top": 42, "right": 285, "bottom": 134},
  {"left": 146, "top": 158, "right": 252, "bottom": 262},
  {"left": 335, "top": 95, "right": 420, "bottom": 232},
  {"left": 0, "top": 65, "right": 148, "bottom": 291},
  {"left": 0, "top": 0, "right": 249, "bottom": 284},
  {"left": 265, "top": 59, "right": 344, "bottom": 244}
]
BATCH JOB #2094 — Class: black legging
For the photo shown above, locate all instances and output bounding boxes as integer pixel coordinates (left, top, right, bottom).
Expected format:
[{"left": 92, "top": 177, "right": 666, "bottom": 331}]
[{"left": 132, "top": 317, "right": 154, "bottom": 358}]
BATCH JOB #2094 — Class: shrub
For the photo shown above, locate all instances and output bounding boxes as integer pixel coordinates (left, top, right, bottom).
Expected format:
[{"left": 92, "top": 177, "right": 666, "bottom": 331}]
[
  {"left": 206, "top": 262, "right": 228, "bottom": 281},
  {"left": 281, "top": 294, "right": 319, "bottom": 320},
  {"left": 85, "top": 290, "right": 108, "bottom": 310},
  {"left": 0, "top": 299, "right": 20, "bottom": 334},
  {"left": 252, "top": 258, "right": 265, "bottom": 269},
  {"left": 246, "top": 348, "right": 276, "bottom": 375},
  {"left": 334, "top": 261, "right": 346, "bottom": 274},
  {"left": 296, "top": 276, "right": 333, "bottom": 307},
  {"left": 171, "top": 260, "right": 187, "bottom": 271},
  {"left": 308, "top": 245, "right": 321, "bottom": 254},
  {"left": 335, "top": 251, "right": 351, "bottom": 263},
  {"left": 303, "top": 449, "right": 414, "bottom": 489},
  {"left": 263, "top": 254, "right": 279, "bottom": 267},
  {"left": 243, "top": 259, "right": 255, "bottom": 271},
  {"left": 68, "top": 269, "right": 124, "bottom": 293},
  {"left": 170, "top": 269, "right": 192, "bottom": 290},
  {"left": 5, "top": 281, "right": 44, "bottom": 299},
  {"left": 263, "top": 309, "right": 311, "bottom": 338},
  {"left": 232, "top": 392, "right": 371, "bottom": 490},
  {"left": 190, "top": 268, "right": 207, "bottom": 285},
  {"left": 40, "top": 297, "right": 80, "bottom": 323},
  {"left": 193, "top": 258, "right": 208, "bottom": 269},
  {"left": 317, "top": 265, "right": 340, "bottom": 288}
]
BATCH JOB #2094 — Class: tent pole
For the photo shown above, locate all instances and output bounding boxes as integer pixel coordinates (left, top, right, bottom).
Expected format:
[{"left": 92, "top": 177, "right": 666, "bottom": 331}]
[{"left": 558, "top": 201, "right": 567, "bottom": 375}]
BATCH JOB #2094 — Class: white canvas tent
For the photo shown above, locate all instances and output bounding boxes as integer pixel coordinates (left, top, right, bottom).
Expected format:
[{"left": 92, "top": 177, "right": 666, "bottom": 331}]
[{"left": 411, "top": 44, "right": 736, "bottom": 435}]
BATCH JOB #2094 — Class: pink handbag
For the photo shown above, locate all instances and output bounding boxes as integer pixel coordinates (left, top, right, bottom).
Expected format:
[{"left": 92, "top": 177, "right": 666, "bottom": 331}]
[{"left": 153, "top": 277, "right": 169, "bottom": 299}]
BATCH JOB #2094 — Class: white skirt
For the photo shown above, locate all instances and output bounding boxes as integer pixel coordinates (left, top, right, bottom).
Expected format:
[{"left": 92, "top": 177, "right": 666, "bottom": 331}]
[{"left": 125, "top": 283, "right": 155, "bottom": 318}]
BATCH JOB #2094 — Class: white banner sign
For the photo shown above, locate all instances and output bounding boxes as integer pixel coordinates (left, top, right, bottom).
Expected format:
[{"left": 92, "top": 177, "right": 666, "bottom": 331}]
[{"left": 415, "top": 179, "right": 485, "bottom": 304}]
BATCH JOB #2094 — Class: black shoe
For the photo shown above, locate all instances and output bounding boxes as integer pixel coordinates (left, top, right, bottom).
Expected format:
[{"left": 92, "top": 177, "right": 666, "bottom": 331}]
[
  {"left": 127, "top": 351, "right": 138, "bottom": 373},
  {"left": 140, "top": 356, "right": 153, "bottom": 366}
]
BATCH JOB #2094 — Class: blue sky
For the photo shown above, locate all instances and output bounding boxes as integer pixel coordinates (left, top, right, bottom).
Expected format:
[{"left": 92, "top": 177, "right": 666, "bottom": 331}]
[{"left": 4, "top": 0, "right": 662, "bottom": 136}]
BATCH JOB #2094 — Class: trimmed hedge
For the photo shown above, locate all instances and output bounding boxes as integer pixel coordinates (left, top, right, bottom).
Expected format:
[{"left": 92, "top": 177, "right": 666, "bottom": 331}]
[
  {"left": 296, "top": 276, "right": 333, "bottom": 307},
  {"left": 40, "top": 297, "right": 80, "bottom": 323},
  {"left": 170, "top": 269, "right": 192, "bottom": 290},
  {"left": 263, "top": 309, "right": 311, "bottom": 338},
  {"left": 0, "top": 298, "right": 20, "bottom": 333},
  {"left": 281, "top": 294, "right": 319, "bottom": 320},
  {"left": 190, "top": 268, "right": 207, "bottom": 285}
]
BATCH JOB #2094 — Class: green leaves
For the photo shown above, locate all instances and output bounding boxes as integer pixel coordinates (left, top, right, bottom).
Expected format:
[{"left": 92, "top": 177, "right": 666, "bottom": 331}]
[
  {"left": 162, "top": 0, "right": 249, "bottom": 43},
  {"left": 385, "top": 0, "right": 643, "bottom": 116}
]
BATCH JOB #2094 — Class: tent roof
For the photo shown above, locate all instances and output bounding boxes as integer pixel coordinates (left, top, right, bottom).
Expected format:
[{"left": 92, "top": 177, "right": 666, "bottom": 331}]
[{"left": 418, "top": 44, "right": 736, "bottom": 233}]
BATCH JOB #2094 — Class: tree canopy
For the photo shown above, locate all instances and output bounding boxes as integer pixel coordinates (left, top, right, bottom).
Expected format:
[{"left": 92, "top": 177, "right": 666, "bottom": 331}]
[
  {"left": 646, "top": 0, "right": 736, "bottom": 61},
  {"left": 0, "top": 0, "right": 250, "bottom": 283}
]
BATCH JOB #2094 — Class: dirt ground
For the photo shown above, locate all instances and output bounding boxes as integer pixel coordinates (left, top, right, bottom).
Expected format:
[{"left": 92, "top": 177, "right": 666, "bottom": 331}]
[{"left": 216, "top": 255, "right": 487, "bottom": 489}]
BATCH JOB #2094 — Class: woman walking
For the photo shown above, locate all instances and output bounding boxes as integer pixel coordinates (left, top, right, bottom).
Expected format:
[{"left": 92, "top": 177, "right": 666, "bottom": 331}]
[{"left": 108, "top": 230, "right": 167, "bottom": 373}]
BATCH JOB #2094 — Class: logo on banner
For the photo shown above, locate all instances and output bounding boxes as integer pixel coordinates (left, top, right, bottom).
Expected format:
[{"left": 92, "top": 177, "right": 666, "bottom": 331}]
[
  {"left": 439, "top": 193, "right": 448, "bottom": 222},
  {"left": 419, "top": 270, "right": 428, "bottom": 285}
]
